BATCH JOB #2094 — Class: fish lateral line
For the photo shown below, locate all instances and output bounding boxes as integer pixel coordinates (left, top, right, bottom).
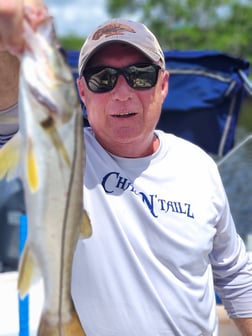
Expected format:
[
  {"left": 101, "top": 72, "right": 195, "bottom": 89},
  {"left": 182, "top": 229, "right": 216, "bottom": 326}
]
[{"left": 38, "top": 309, "right": 86, "bottom": 336}]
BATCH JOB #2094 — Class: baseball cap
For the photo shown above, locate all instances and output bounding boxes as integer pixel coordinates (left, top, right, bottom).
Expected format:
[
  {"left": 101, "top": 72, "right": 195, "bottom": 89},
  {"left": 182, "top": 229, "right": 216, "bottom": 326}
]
[{"left": 78, "top": 18, "right": 165, "bottom": 76}]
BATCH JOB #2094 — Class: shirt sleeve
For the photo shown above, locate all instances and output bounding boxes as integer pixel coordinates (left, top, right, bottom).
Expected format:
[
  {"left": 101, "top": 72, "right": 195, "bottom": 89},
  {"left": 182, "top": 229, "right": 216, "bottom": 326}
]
[
  {"left": 0, "top": 103, "right": 18, "bottom": 146},
  {"left": 209, "top": 171, "right": 252, "bottom": 318}
]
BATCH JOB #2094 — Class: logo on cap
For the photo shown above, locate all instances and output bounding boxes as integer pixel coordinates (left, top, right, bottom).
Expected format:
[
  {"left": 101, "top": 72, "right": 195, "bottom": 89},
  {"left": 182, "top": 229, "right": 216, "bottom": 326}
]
[{"left": 92, "top": 23, "right": 136, "bottom": 40}]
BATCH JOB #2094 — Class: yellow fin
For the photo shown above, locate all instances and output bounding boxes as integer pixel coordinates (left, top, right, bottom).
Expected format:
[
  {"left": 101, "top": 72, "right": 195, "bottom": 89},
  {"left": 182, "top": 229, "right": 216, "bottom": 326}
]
[
  {"left": 26, "top": 139, "right": 40, "bottom": 192},
  {"left": 38, "top": 310, "right": 86, "bottom": 336},
  {"left": 0, "top": 133, "right": 21, "bottom": 181},
  {"left": 80, "top": 210, "right": 92, "bottom": 239},
  {"left": 18, "top": 244, "right": 37, "bottom": 298}
]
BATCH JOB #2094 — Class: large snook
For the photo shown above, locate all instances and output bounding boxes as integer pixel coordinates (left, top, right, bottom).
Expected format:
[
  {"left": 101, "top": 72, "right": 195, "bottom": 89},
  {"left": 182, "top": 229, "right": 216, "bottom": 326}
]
[{"left": 0, "top": 8, "right": 91, "bottom": 336}]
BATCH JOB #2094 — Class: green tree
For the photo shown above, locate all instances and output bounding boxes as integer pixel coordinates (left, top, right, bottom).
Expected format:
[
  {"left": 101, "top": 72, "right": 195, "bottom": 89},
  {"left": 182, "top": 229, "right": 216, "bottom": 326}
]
[
  {"left": 59, "top": 35, "right": 84, "bottom": 51},
  {"left": 107, "top": 0, "right": 252, "bottom": 63}
]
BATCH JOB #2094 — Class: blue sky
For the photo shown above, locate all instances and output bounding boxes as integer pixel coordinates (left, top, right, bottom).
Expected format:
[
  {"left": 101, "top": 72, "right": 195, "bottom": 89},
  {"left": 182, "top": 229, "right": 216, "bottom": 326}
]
[{"left": 46, "top": 0, "right": 110, "bottom": 37}]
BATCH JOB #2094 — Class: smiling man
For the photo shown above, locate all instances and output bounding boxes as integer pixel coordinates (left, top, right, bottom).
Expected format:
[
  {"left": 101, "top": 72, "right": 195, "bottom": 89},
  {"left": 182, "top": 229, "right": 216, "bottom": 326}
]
[{"left": 77, "top": 21, "right": 168, "bottom": 158}]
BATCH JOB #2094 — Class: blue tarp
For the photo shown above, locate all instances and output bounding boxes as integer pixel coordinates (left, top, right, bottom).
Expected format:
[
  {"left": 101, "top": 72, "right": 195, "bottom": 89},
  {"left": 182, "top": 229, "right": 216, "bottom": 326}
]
[{"left": 159, "top": 50, "right": 250, "bottom": 156}]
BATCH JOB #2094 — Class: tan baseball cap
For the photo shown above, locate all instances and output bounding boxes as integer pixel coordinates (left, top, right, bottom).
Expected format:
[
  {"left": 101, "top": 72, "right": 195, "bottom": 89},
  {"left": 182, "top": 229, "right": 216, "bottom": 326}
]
[{"left": 78, "top": 18, "right": 165, "bottom": 75}]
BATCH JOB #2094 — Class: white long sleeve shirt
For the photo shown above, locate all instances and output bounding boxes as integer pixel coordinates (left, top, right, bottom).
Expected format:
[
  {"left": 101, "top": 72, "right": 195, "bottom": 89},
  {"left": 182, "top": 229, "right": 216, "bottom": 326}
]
[{"left": 71, "top": 128, "right": 252, "bottom": 336}]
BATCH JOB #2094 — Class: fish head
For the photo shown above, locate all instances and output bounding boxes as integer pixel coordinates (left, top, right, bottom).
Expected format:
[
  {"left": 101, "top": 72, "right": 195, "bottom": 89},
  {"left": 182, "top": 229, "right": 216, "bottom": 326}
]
[{"left": 21, "top": 13, "right": 80, "bottom": 127}]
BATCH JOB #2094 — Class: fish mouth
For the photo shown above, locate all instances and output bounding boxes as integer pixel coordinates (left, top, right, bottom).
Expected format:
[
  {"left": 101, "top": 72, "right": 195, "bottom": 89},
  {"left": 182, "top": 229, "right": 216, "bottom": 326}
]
[{"left": 112, "top": 112, "right": 137, "bottom": 118}]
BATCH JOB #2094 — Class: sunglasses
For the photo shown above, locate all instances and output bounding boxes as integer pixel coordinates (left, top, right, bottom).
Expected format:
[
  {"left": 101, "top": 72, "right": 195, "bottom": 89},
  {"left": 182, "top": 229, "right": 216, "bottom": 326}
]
[{"left": 82, "top": 63, "right": 161, "bottom": 93}]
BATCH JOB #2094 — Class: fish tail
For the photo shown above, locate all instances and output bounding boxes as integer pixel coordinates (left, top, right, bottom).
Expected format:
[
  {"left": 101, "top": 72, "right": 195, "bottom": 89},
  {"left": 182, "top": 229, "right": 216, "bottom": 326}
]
[{"left": 38, "top": 310, "right": 86, "bottom": 336}]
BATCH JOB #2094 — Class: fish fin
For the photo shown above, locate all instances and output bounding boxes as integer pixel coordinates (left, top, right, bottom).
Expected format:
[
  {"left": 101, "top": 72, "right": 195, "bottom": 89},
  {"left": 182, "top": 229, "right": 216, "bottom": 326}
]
[
  {"left": 38, "top": 309, "right": 86, "bottom": 336},
  {"left": 18, "top": 244, "right": 38, "bottom": 298},
  {"left": 80, "top": 210, "right": 92, "bottom": 239},
  {"left": 0, "top": 133, "right": 21, "bottom": 181},
  {"left": 26, "top": 138, "right": 40, "bottom": 192}
]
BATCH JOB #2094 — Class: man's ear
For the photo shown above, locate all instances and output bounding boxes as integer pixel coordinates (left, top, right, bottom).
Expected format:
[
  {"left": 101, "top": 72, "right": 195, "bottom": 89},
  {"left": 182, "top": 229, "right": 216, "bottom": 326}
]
[
  {"left": 77, "top": 77, "right": 86, "bottom": 106},
  {"left": 161, "top": 70, "right": 169, "bottom": 104}
]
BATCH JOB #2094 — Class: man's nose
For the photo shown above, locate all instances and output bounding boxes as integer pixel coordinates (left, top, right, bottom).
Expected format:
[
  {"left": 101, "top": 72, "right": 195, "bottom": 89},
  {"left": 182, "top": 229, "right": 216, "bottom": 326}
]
[{"left": 111, "top": 74, "right": 133, "bottom": 100}]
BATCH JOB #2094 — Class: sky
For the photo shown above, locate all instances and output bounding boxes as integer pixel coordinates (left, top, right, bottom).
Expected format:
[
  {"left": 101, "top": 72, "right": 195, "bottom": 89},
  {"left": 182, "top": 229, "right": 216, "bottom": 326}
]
[{"left": 46, "top": 0, "right": 111, "bottom": 37}]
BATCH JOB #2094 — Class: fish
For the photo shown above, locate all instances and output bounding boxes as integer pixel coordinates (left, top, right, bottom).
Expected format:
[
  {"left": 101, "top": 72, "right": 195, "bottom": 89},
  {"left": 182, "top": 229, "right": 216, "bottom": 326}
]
[{"left": 0, "top": 6, "right": 91, "bottom": 336}]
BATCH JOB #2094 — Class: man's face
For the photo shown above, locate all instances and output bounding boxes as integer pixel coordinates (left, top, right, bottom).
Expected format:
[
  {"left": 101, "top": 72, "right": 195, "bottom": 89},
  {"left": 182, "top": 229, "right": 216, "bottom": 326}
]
[{"left": 77, "top": 43, "right": 169, "bottom": 156}]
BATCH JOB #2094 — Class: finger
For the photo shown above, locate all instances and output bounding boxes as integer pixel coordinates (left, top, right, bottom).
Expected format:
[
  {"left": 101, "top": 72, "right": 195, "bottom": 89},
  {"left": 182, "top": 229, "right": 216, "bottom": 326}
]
[
  {"left": 0, "top": 0, "right": 24, "bottom": 52},
  {"left": 25, "top": 0, "right": 44, "bottom": 5},
  {"left": 0, "top": 0, "right": 45, "bottom": 54}
]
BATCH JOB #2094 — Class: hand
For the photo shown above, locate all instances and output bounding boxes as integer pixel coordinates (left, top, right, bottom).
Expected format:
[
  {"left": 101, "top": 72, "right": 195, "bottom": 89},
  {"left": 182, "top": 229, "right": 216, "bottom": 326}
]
[
  {"left": 0, "top": 0, "right": 44, "bottom": 110},
  {"left": 0, "top": 0, "right": 44, "bottom": 54}
]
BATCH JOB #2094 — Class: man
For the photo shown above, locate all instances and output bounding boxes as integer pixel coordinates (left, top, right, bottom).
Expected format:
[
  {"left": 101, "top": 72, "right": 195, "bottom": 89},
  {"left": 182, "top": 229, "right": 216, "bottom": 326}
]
[{"left": 0, "top": 1, "right": 252, "bottom": 335}]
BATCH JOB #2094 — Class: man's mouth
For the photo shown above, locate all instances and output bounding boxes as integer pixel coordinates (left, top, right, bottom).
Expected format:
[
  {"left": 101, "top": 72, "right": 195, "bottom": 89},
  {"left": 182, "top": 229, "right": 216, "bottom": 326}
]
[{"left": 113, "top": 112, "right": 137, "bottom": 118}]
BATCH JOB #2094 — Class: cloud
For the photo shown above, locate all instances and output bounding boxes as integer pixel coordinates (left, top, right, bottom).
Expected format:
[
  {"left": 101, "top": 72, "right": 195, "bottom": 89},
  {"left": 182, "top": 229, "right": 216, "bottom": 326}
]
[{"left": 46, "top": 0, "right": 110, "bottom": 37}]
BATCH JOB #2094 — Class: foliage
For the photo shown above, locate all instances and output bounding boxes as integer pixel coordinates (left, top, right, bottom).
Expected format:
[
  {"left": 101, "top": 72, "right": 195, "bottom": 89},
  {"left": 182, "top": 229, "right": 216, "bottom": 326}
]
[
  {"left": 239, "top": 97, "right": 252, "bottom": 131},
  {"left": 106, "top": 0, "right": 252, "bottom": 64},
  {"left": 59, "top": 35, "right": 85, "bottom": 51}
]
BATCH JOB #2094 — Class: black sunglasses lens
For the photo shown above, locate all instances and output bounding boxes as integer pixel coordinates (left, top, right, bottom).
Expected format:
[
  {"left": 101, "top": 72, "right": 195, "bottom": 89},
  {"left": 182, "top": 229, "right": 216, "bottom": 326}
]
[
  {"left": 125, "top": 64, "right": 160, "bottom": 89},
  {"left": 84, "top": 64, "right": 160, "bottom": 93},
  {"left": 84, "top": 67, "right": 118, "bottom": 93}
]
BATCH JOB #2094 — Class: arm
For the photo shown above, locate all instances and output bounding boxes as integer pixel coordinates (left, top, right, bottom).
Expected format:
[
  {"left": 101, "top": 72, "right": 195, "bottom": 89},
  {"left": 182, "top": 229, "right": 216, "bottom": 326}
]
[
  {"left": 0, "top": 0, "right": 44, "bottom": 139},
  {"left": 208, "top": 163, "right": 252, "bottom": 334},
  {"left": 0, "top": 0, "right": 44, "bottom": 53},
  {"left": 212, "top": 210, "right": 252, "bottom": 332},
  {"left": 233, "top": 318, "right": 252, "bottom": 336},
  {"left": 0, "top": 0, "right": 45, "bottom": 108},
  {"left": 0, "top": 0, "right": 45, "bottom": 107},
  {"left": 0, "top": 51, "right": 19, "bottom": 144},
  {"left": 0, "top": 0, "right": 22, "bottom": 110},
  {"left": 0, "top": 51, "right": 19, "bottom": 110}
]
